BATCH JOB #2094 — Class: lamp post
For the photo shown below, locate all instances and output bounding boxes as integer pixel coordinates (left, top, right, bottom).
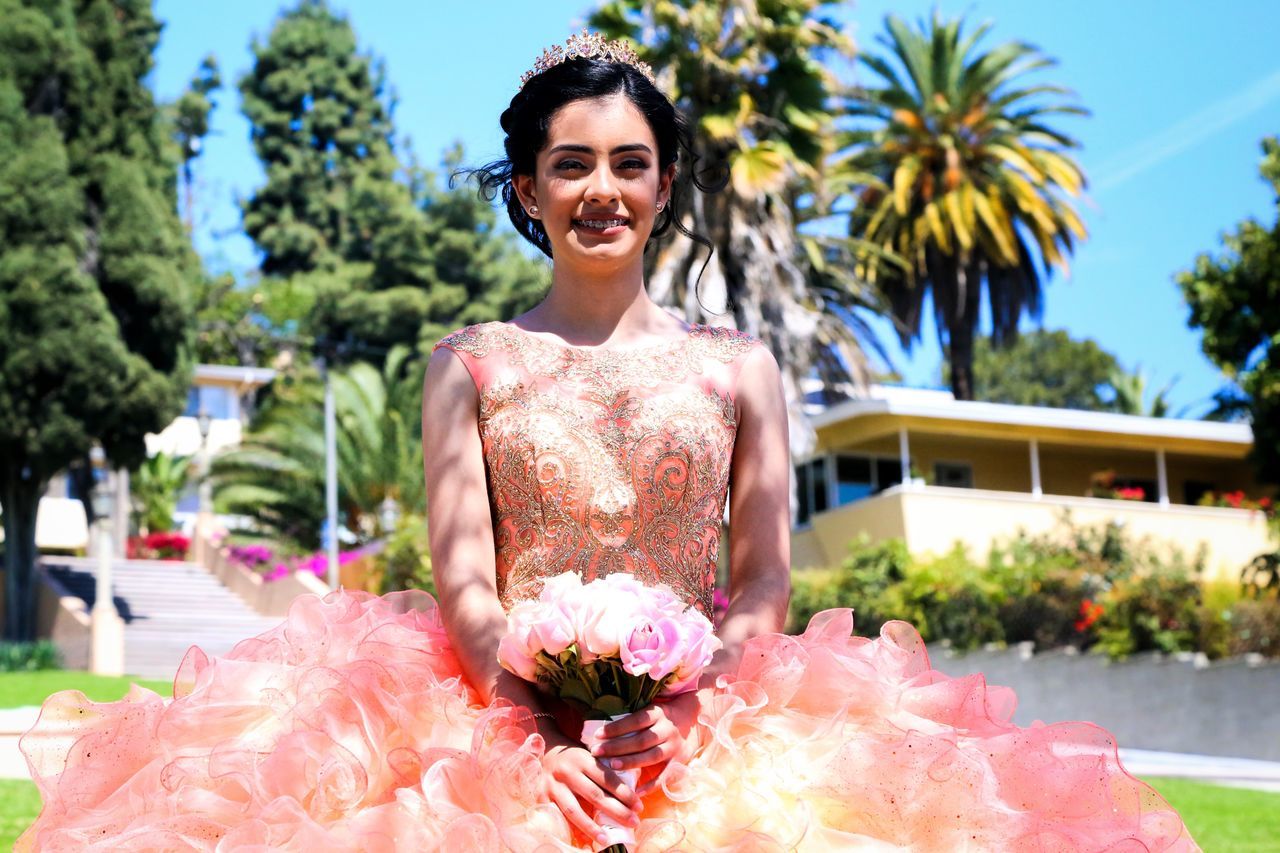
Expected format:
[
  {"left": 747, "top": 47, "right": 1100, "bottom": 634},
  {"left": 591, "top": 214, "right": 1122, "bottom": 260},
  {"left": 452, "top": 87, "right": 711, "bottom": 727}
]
[
  {"left": 194, "top": 407, "right": 213, "bottom": 565},
  {"left": 90, "top": 463, "right": 125, "bottom": 675}
]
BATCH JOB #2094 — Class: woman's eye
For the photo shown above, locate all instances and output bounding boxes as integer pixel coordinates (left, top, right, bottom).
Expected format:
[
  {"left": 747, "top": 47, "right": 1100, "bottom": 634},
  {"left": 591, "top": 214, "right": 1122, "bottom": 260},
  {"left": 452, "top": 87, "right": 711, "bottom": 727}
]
[
  {"left": 555, "top": 160, "right": 586, "bottom": 170},
  {"left": 619, "top": 159, "right": 647, "bottom": 170}
]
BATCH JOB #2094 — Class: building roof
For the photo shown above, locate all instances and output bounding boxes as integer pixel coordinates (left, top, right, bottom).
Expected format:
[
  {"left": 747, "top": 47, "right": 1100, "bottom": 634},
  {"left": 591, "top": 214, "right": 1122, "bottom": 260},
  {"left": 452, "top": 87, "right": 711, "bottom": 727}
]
[
  {"left": 806, "top": 383, "right": 1253, "bottom": 451},
  {"left": 195, "top": 364, "right": 276, "bottom": 388}
]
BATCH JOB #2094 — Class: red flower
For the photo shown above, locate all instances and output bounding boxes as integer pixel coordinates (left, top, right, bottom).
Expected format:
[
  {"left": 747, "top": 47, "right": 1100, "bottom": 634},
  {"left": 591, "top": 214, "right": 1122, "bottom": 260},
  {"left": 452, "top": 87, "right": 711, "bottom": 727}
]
[
  {"left": 1074, "top": 599, "right": 1104, "bottom": 632},
  {"left": 1115, "top": 487, "right": 1145, "bottom": 501}
]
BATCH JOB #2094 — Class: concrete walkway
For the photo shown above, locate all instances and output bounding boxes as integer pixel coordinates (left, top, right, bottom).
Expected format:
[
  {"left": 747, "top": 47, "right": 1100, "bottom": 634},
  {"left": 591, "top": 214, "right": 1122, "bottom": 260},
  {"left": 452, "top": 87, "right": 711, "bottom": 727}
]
[{"left": 4, "top": 703, "right": 1280, "bottom": 793}]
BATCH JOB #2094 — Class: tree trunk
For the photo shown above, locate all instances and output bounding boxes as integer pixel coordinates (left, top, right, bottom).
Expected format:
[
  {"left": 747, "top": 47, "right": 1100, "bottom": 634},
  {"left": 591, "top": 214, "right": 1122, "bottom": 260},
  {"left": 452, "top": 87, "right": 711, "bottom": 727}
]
[
  {"left": 939, "top": 254, "right": 983, "bottom": 401},
  {"left": 2, "top": 473, "right": 44, "bottom": 642}
]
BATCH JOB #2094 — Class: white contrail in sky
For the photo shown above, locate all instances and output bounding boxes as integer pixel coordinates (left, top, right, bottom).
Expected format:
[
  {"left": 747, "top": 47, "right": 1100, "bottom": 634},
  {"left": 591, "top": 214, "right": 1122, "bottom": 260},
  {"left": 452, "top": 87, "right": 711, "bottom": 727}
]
[{"left": 1092, "top": 67, "right": 1280, "bottom": 192}]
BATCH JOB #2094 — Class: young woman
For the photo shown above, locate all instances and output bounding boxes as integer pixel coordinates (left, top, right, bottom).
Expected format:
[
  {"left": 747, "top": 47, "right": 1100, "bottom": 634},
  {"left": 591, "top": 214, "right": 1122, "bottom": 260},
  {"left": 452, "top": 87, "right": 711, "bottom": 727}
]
[{"left": 19, "top": 32, "right": 1196, "bottom": 852}]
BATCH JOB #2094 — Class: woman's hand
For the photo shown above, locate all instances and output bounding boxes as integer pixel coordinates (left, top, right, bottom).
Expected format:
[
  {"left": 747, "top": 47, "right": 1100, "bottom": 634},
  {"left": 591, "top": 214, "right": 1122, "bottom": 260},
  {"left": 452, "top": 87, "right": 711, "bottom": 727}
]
[
  {"left": 588, "top": 690, "right": 703, "bottom": 789},
  {"left": 543, "top": 741, "right": 641, "bottom": 845}
]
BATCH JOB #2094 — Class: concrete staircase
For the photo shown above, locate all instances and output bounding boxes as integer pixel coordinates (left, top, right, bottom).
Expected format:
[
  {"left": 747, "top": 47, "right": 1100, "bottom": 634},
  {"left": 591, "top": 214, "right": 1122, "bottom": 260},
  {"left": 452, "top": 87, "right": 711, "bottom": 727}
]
[{"left": 41, "top": 557, "right": 283, "bottom": 679}]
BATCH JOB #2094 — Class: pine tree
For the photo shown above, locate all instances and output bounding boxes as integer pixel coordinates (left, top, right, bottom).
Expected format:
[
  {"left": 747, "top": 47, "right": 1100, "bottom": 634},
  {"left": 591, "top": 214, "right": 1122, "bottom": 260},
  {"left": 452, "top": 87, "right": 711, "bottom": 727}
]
[
  {"left": 239, "top": 1, "right": 545, "bottom": 364},
  {"left": 0, "top": 0, "right": 197, "bottom": 640}
]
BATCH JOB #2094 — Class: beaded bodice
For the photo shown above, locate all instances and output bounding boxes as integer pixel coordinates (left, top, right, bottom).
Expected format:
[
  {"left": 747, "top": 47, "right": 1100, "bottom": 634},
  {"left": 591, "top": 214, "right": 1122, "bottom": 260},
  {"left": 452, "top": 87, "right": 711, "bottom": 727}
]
[{"left": 432, "top": 320, "right": 759, "bottom": 616}]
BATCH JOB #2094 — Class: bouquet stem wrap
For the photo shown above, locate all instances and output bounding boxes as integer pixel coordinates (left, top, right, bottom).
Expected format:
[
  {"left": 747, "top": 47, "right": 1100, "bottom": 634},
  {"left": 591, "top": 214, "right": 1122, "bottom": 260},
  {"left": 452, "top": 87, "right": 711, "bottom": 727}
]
[{"left": 581, "top": 714, "right": 640, "bottom": 852}]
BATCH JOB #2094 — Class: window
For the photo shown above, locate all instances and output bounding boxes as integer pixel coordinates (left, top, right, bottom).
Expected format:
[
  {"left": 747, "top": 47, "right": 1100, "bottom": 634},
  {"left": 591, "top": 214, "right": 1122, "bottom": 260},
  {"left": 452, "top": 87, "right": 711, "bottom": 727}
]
[
  {"left": 934, "top": 462, "right": 973, "bottom": 489},
  {"left": 795, "top": 458, "right": 829, "bottom": 525},
  {"left": 834, "top": 455, "right": 874, "bottom": 505},
  {"left": 875, "top": 458, "right": 905, "bottom": 493},
  {"left": 183, "top": 385, "right": 236, "bottom": 420},
  {"left": 1183, "top": 480, "right": 1215, "bottom": 506}
]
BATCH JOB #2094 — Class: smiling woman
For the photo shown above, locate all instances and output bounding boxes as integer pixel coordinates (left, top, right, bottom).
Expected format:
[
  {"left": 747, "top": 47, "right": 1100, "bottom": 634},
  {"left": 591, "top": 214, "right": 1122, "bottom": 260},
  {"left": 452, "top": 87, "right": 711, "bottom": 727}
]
[{"left": 16, "top": 31, "right": 1197, "bottom": 853}]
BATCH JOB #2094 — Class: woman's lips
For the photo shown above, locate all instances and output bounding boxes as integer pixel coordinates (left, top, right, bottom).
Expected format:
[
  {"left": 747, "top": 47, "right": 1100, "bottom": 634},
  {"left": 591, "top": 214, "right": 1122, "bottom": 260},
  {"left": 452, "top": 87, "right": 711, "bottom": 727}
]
[{"left": 572, "top": 217, "right": 630, "bottom": 236}]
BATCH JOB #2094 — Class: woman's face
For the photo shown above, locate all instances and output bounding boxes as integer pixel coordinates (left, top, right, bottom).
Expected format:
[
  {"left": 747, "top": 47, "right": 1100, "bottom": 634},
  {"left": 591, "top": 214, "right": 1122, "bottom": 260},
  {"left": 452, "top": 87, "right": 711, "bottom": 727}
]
[{"left": 515, "top": 93, "right": 675, "bottom": 271}]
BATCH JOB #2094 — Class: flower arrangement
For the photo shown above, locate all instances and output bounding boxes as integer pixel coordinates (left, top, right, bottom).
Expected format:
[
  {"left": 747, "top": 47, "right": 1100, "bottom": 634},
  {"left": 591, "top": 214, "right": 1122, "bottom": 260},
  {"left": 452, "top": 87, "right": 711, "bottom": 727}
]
[
  {"left": 227, "top": 544, "right": 274, "bottom": 572},
  {"left": 1086, "top": 469, "right": 1146, "bottom": 501},
  {"left": 498, "top": 571, "right": 721, "bottom": 850},
  {"left": 1197, "top": 490, "right": 1277, "bottom": 520},
  {"left": 263, "top": 549, "right": 360, "bottom": 581},
  {"left": 126, "top": 531, "right": 191, "bottom": 561}
]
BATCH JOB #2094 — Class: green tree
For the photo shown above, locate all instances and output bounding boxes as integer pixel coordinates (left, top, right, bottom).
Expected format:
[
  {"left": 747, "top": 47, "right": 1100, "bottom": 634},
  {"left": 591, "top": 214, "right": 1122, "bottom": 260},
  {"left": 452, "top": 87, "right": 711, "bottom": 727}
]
[
  {"left": 210, "top": 347, "right": 424, "bottom": 548},
  {"left": 0, "top": 0, "right": 197, "bottom": 640},
  {"left": 840, "top": 12, "right": 1088, "bottom": 401},
  {"left": 239, "top": 2, "right": 544, "bottom": 362},
  {"left": 944, "top": 329, "right": 1120, "bottom": 409},
  {"left": 590, "top": 0, "right": 878, "bottom": 453},
  {"left": 1178, "top": 136, "right": 1280, "bottom": 482}
]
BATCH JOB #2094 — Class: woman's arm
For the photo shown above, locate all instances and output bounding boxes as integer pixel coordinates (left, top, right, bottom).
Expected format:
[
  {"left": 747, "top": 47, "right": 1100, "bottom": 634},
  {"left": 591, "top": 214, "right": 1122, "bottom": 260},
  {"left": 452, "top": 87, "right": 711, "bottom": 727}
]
[
  {"left": 710, "top": 342, "right": 792, "bottom": 675},
  {"left": 422, "top": 346, "right": 639, "bottom": 841}
]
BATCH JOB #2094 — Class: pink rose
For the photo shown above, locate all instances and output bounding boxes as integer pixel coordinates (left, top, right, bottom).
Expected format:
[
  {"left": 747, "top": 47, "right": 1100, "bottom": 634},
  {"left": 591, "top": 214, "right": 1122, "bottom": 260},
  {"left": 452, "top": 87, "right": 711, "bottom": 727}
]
[
  {"left": 667, "top": 613, "right": 721, "bottom": 694},
  {"left": 620, "top": 615, "right": 686, "bottom": 681},
  {"left": 497, "top": 606, "right": 540, "bottom": 682},
  {"left": 573, "top": 583, "right": 631, "bottom": 658},
  {"left": 529, "top": 600, "right": 576, "bottom": 656}
]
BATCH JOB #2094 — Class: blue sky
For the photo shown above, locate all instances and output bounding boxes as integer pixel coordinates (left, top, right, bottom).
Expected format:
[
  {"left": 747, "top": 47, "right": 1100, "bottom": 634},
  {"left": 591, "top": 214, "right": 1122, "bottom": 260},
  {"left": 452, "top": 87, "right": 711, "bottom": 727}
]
[{"left": 151, "top": 1, "right": 1280, "bottom": 416}]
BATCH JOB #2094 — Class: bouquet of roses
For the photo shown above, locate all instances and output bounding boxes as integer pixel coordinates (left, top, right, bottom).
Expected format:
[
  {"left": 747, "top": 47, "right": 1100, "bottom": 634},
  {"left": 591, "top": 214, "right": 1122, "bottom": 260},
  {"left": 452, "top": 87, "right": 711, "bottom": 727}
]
[{"left": 497, "top": 571, "right": 721, "bottom": 850}]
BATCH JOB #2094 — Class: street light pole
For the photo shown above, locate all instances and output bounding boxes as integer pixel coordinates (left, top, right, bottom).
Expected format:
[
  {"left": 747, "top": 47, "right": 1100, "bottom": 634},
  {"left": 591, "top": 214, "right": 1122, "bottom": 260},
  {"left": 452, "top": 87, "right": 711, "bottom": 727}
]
[
  {"left": 194, "top": 408, "right": 213, "bottom": 565},
  {"left": 323, "top": 361, "right": 339, "bottom": 590},
  {"left": 90, "top": 460, "right": 124, "bottom": 676}
]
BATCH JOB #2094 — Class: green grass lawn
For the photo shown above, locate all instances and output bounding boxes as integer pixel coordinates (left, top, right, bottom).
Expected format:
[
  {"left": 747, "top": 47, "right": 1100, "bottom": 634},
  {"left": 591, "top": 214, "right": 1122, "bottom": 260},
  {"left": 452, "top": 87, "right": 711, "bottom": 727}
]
[
  {"left": 0, "top": 670, "right": 172, "bottom": 709},
  {"left": 1, "top": 773, "right": 1275, "bottom": 850},
  {"left": 1146, "top": 776, "right": 1280, "bottom": 852},
  {"left": 0, "top": 779, "right": 41, "bottom": 850}
]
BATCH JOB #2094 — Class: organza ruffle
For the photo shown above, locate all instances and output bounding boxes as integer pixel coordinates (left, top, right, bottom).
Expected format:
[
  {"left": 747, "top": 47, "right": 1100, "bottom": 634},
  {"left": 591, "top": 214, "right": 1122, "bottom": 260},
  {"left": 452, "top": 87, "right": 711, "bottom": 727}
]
[{"left": 18, "top": 591, "right": 1197, "bottom": 851}]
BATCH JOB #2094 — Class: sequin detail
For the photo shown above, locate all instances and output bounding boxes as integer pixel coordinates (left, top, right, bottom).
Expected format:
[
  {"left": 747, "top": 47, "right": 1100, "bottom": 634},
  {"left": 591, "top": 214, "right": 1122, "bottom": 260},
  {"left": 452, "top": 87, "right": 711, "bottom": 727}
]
[{"left": 433, "top": 321, "right": 757, "bottom": 616}]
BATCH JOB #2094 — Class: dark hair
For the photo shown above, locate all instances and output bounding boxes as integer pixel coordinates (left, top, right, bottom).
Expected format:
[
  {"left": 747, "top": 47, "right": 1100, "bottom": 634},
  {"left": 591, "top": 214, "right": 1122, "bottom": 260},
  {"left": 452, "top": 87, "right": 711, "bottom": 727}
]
[{"left": 457, "top": 57, "right": 725, "bottom": 267}]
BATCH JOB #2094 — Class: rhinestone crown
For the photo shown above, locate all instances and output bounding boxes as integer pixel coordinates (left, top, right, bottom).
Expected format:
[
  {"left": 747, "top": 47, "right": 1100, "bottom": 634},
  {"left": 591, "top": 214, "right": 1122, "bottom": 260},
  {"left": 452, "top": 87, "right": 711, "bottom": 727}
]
[{"left": 520, "top": 29, "right": 656, "bottom": 90}]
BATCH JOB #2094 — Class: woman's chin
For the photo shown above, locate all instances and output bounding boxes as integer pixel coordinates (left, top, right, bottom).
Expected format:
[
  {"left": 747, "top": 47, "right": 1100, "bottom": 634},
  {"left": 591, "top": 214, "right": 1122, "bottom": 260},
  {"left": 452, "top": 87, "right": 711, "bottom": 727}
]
[{"left": 562, "top": 234, "right": 643, "bottom": 265}]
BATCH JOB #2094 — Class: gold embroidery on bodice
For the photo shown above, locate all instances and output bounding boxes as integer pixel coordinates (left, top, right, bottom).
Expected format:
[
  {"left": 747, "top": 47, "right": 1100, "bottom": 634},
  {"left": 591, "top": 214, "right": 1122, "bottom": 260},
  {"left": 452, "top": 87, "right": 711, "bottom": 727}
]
[{"left": 433, "top": 321, "right": 758, "bottom": 616}]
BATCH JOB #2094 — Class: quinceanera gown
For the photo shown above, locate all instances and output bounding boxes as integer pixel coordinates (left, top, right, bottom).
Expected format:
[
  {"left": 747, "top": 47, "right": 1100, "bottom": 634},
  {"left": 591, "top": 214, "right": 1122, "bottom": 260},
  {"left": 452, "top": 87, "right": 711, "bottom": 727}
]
[{"left": 18, "top": 321, "right": 1197, "bottom": 852}]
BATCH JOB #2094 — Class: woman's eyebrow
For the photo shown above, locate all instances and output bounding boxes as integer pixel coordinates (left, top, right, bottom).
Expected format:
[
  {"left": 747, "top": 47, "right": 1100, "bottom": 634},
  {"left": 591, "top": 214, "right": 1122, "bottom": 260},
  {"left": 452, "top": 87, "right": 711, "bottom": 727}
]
[{"left": 547, "top": 143, "right": 654, "bottom": 155}]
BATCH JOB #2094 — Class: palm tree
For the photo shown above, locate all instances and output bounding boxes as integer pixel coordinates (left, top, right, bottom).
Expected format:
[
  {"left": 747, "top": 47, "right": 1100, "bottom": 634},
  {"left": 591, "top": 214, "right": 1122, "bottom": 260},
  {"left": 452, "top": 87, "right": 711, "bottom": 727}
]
[
  {"left": 210, "top": 346, "right": 424, "bottom": 548},
  {"left": 590, "top": 0, "right": 881, "bottom": 454},
  {"left": 131, "top": 452, "right": 194, "bottom": 534},
  {"left": 1107, "top": 366, "right": 1178, "bottom": 418},
  {"left": 837, "top": 12, "right": 1088, "bottom": 400}
]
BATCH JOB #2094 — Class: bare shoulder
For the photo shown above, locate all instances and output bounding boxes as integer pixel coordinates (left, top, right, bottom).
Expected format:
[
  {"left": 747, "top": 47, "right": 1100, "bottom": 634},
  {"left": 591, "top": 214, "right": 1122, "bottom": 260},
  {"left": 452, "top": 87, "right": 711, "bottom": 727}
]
[
  {"left": 423, "top": 342, "right": 478, "bottom": 415},
  {"left": 734, "top": 340, "right": 783, "bottom": 409}
]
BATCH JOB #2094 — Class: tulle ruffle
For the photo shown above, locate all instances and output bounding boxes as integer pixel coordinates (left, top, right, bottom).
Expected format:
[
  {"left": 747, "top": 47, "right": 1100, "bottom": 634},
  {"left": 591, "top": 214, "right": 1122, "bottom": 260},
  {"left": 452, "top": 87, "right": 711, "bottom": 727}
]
[{"left": 18, "top": 591, "right": 1197, "bottom": 851}]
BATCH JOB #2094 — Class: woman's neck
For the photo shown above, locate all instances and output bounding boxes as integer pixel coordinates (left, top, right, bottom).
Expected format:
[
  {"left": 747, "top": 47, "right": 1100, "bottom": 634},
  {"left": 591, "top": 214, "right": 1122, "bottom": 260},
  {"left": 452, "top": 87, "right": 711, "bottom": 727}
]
[{"left": 529, "top": 259, "right": 677, "bottom": 345}]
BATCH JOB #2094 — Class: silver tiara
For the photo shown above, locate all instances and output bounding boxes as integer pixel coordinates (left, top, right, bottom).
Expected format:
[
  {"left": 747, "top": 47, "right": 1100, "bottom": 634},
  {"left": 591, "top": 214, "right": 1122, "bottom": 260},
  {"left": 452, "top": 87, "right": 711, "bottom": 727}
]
[{"left": 520, "top": 30, "right": 656, "bottom": 90}]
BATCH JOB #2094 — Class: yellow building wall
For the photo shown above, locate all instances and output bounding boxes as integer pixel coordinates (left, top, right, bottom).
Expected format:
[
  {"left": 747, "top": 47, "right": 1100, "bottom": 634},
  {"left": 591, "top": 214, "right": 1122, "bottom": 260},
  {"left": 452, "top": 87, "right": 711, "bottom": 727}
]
[{"left": 792, "top": 486, "right": 1272, "bottom": 582}]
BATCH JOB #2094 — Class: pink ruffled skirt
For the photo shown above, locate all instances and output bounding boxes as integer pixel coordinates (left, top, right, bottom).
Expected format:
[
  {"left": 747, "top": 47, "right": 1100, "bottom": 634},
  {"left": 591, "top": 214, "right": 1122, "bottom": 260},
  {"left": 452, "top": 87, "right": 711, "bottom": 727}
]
[{"left": 18, "top": 590, "right": 1197, "bottom": 851}]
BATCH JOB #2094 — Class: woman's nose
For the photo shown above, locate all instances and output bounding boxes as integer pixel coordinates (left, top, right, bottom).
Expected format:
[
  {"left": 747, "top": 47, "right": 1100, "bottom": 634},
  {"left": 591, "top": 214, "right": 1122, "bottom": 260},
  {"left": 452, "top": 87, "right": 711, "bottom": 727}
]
[{"left": 586, "top": 167, "right": 620, "bottom": 203}]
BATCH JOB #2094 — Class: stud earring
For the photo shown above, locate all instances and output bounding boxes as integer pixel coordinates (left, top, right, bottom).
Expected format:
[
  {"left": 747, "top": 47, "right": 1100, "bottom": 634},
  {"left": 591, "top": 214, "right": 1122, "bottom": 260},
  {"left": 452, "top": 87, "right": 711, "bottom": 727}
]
[
  {"left": 656, "top": 201, "right": 665, "bottom": 212},
  {"left": 528, "top": 205, "right": 539, "bottom": 217}
]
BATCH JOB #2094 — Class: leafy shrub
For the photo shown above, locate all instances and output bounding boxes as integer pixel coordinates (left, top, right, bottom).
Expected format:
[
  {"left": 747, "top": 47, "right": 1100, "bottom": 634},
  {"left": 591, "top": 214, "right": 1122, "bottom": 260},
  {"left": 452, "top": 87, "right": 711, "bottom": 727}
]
[
  {"left": 0, "top": 640, "right": 62, "bottom": 672},
  {"left": 1219, "top": 598, "right": 1280, "bottom": 656},
  {"left": 1093, "top": 570, "right": 1202, "bottom": 658},
  {"left": 377, "top": 513, "right": 434, "bottom": 597},
  {"left": 786, "top": 536, "right": 910, "bottom": 634},
  {"left": 788, "top": 515, "right": 1276, "bottom": 661}
]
